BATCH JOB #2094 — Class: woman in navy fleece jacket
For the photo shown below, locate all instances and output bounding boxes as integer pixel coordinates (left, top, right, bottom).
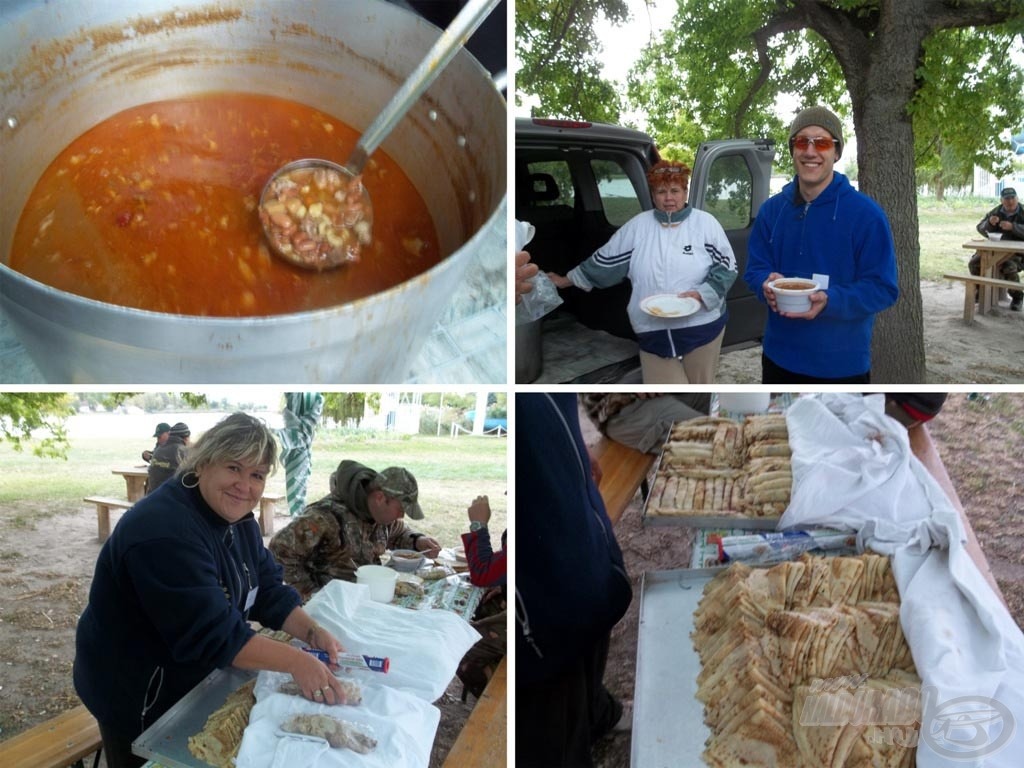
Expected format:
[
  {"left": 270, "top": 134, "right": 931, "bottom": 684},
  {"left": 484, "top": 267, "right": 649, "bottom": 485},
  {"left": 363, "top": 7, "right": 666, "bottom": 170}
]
[
  {"left": 744, "top": 106, "right": 898, "bottom": 383},
  {"left": 74, "top": 413, "right": 348, "bottom": 768}
]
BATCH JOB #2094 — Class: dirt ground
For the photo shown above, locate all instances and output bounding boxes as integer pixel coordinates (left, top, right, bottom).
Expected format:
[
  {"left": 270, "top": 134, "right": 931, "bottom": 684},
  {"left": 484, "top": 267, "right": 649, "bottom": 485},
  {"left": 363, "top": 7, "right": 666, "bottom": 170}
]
[
  {"left": 717, "top": 280, "right": 1024, "bottom": 383},
  {"left": 0, "top": 507, "right": 474, "bottom": 766},
  {"left": 585, "top": 393, "right": 1024, "bottom": 767}
]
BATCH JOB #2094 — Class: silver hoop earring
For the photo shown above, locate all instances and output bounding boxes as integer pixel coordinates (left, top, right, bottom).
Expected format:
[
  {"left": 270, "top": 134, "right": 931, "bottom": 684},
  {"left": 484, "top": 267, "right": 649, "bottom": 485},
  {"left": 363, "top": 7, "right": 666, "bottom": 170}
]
[{"left": 181, "top": 471, "right": 200, "bottom": 489}]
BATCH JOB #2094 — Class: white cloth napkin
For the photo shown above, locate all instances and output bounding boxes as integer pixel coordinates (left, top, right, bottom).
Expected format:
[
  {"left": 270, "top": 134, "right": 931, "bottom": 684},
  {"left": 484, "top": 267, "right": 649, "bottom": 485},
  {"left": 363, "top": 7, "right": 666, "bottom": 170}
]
[
  {"left": 235, "top": 580, "right": 479, "bottom": 768},
  {"left": 304, "top": 579, "right": 481, "bottom": 702},
  {"left": 235, "top": 673, "right": 438, "bottom": 768},
  {"left": 780, "top": 393, "right": 1024, "bottom": 766}
]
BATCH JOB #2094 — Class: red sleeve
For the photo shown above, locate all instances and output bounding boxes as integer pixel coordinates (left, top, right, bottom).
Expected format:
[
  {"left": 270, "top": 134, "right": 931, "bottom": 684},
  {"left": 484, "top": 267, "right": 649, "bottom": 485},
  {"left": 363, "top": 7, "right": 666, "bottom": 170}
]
[{"left": 460, "top": 528, "right": 506, "bottom": 587}]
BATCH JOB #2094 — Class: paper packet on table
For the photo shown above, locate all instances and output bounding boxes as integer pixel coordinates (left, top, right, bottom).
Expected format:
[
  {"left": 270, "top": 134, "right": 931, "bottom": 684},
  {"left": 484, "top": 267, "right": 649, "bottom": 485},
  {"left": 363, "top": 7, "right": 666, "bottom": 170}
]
[
  {"left": 718, "top": 529, "right": 858, "bottom": 565},
  {"left": 515, "top": 218, "right": 563, "bottom": 324}
]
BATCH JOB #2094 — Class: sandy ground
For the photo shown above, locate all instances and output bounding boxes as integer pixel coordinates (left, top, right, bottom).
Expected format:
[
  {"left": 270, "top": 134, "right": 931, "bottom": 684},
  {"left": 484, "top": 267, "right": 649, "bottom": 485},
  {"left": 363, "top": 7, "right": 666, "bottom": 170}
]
[
  {"left": 0, "top": 506, "right": 474, "bottom": 766},
  {"left": 585, "top": 394, "right": 1024, "bottom": 767},
  {"left": 717, "top": 280, "right": 1024, "bottom": 383}
]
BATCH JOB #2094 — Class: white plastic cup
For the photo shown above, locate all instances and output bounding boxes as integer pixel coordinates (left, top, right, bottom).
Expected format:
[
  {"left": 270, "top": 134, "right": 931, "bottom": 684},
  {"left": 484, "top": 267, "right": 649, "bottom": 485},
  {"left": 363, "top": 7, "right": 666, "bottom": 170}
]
[
  {"left": 356, "top": 564, "right": 398, "bottom": 603},
  {"left": 769, "top": 278, "right": 819, "bottom": 313}
]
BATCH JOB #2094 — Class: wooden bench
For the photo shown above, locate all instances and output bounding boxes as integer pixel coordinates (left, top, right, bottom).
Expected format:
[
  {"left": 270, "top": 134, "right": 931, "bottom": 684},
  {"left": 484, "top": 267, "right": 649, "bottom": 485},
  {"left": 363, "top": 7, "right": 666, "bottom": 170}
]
[
  {"left": 86, "top": 493, "right": 283, "bottom": 542},
  {"left": 83, "top": 496, "right": 132, "bottom": 543},
  {"left": 943, "top": 272, "right": 1023, "bottom": 323},
  {"left": 258, "top": 493, "right": 286, "bottom": 536},
  {"left": 442, "top": 655, "right": 506, "bottom": 767},
  {"left": 590, "top": 436, "right": 656, "bottom": 525},
  {"left": 0, "top": 704, "right": 102, "bottom": 768}
]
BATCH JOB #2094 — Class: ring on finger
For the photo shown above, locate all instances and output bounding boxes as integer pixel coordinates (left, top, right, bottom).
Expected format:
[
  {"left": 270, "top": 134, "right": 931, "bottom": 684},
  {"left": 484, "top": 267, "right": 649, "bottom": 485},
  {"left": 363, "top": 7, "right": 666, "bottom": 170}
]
[{"left": 313, "top": 689, "right": 324, "bottom": 698}]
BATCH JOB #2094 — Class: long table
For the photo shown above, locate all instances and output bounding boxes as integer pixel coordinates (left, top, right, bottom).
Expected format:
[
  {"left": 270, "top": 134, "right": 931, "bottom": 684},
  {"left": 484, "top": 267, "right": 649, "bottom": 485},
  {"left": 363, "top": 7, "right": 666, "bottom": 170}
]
[
  {"left": 112, "top": 465, "right": 148, "bottom": 502},
  {"left": 631, "top": 418, "right": 1007, "bottom": 767}
]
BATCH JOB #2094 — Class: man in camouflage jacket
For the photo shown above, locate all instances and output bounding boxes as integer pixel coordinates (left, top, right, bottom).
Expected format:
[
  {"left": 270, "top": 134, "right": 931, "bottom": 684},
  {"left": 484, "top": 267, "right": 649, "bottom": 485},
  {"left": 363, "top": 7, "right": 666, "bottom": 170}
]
[{"left": 268, "top": 460, "right": 441, "bottom": 600}]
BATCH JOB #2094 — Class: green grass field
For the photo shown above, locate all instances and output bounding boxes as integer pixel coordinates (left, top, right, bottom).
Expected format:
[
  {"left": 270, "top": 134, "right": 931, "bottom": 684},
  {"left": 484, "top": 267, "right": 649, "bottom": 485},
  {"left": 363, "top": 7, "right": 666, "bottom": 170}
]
[
  {"left": 0, "top": 431, "right": 507, "bottom": 547},
  {"left": 918, "top": 197, "right": 989, "bottom": 281}
]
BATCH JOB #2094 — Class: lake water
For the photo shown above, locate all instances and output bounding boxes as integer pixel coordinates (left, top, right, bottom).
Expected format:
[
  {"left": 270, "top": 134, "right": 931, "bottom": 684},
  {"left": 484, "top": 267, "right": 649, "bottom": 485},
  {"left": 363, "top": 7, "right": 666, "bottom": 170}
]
[{"left": 67, "top": 409, "right": 284, "bottom": 440}]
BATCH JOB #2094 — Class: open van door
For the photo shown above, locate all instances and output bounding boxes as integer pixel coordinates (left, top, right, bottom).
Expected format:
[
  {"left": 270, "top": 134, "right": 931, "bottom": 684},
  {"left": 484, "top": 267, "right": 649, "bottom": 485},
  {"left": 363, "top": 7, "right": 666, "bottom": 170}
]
[{"left": 690, "top": 138, "right": 776, "bottom": 347}]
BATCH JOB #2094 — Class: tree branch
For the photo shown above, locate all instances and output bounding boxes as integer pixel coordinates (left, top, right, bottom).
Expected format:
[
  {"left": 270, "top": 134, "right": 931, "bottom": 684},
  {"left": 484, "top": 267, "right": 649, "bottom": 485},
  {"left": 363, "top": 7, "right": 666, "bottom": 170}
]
[{"left": 735, "top": 12, "right": 806, "bottom": 135}]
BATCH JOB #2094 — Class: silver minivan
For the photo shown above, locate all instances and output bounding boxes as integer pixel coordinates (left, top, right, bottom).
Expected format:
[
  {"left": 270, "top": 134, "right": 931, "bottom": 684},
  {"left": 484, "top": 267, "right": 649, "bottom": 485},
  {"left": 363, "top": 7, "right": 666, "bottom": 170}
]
[{"left": 515, "top": 117, "right": 775, "bottom": 383}]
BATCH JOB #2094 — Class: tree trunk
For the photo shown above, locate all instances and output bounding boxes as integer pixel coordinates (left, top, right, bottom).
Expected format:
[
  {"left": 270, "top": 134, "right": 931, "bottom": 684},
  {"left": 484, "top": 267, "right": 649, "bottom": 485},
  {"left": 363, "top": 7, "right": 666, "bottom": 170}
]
[{"left": 834, "top": 12, "right": 929, "bottom": 382}]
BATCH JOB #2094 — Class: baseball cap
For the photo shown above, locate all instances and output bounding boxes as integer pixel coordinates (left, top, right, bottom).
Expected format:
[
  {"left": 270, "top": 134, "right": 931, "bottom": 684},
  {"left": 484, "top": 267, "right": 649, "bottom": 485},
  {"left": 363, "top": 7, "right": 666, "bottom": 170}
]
[
  {"left": 1002, "top": 188, "right": 1017, "bottom": 199},
  {"left": 153, "top": 422, "right": 172, "bottom": 437},
  {"left": 378, "top": 466, "right": 423, "bottom": 520}
]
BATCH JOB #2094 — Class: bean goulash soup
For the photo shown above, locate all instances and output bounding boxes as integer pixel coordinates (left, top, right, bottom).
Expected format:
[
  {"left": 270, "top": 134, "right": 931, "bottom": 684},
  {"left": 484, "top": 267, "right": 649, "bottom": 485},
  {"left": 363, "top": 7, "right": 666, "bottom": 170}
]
[{"left": 10, "top": 93, "right": 440, "bottom": 316}]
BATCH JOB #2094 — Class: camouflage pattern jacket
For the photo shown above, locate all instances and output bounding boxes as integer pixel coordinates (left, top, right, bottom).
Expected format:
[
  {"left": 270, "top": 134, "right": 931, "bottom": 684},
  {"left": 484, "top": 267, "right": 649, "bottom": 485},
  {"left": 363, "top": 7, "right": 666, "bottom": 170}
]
[{"left": 268, "top": 463, "right": 419, "bottom": 599}]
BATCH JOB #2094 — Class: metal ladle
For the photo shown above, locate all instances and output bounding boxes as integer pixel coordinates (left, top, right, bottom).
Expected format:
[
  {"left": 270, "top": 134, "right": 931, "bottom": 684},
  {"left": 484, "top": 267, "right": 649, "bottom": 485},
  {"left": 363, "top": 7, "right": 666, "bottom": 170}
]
[{"left": 259, "top": 0, "right": 501, "bottom": 271}]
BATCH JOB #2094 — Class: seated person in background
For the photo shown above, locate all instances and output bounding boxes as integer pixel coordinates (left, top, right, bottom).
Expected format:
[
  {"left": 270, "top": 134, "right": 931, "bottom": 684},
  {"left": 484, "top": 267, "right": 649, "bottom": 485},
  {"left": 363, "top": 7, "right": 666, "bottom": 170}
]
[
  {"left": 457, "top": 495, "right": 506, "bottom": 701},
  {"left": 147, "top": 422, "right": 190, "bottom": 493},
  {"left": 884, "top": 393, "right": 948, "bottom": 430},
  {"left": 580, "top": 393, "right": 712, "bottom": 454},
  {"left": 972, "top": 187, "right": 1024, "bottom": 311},
  {"left": 142, "top": 422, "right": 171, "bottom": 463},
  {"left": 269, "top": 460, "right": 442, "bottom": 600}
]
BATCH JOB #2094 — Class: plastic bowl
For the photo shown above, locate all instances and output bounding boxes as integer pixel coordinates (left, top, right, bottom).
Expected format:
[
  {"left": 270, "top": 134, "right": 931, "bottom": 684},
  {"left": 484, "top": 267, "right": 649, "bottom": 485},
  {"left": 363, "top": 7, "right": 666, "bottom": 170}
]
[
  {"left": 769, "top": 278, "right": 820, "bottom": 313},
  {"left": 988, "top": 232, "right": 1004, "bottom": 241},
  {"left": 356, "top": 564, "right": 398, "bottom": 603},
  {"left": 389, "top": 549, "right": 427, "bottom": 572}
]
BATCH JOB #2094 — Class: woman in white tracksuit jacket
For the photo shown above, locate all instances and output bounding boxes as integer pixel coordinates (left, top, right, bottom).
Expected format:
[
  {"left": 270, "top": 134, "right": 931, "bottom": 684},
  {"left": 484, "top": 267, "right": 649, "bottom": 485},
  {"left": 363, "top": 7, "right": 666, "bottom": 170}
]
[{"left": 549, "top": 160, "right": 737, "bottom": 383}]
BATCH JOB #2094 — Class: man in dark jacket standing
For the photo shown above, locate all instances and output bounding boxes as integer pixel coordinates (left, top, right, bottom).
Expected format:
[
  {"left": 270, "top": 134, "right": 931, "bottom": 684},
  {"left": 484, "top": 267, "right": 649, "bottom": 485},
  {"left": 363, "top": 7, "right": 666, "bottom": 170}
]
[
  {"left": 146, "top": 422, "right": 189, "bottom": 493},
  {"left": 516, "top": 393, "right": 633, "bottom": 767}
]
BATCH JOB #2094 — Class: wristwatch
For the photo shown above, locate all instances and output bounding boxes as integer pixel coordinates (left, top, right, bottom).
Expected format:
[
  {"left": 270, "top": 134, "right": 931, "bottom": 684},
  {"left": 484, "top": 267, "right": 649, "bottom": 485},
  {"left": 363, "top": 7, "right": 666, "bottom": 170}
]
[{"left": 469, "top": 520, "right": 486, "bottom": 532}]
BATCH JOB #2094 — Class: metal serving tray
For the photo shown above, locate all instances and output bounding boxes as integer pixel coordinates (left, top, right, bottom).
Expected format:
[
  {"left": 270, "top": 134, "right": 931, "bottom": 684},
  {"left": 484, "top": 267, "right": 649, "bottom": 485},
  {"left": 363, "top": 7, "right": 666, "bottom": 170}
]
[
  {"left": 133, "top": 667, "right": 257, "bottom": 768},
  {"left": 631, "top": 567, "right": 719, "bottom": 768}
]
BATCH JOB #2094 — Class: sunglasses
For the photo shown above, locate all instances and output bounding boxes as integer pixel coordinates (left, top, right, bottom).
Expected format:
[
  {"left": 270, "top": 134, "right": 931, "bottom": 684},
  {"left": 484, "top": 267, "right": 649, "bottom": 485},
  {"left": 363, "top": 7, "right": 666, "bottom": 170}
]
[
  {"left": 791, "top": 136, "right": 836, "bottom": 152},
  {"left": 651, "top": 166, "right": 687, "bottom": 175}
]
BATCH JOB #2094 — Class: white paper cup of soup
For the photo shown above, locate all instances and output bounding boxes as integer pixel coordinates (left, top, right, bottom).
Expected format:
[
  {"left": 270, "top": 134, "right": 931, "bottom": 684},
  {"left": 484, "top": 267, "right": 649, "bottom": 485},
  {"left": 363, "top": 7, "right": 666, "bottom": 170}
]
[
  {"left": 356, "top": 565, "right": 398, "bottom": 603},
  {"left": 988, "top": 232, "right": 1004, "bottom": 241},
  {"left": 769, "top": 278, "right": 820, "bottom": 313}
]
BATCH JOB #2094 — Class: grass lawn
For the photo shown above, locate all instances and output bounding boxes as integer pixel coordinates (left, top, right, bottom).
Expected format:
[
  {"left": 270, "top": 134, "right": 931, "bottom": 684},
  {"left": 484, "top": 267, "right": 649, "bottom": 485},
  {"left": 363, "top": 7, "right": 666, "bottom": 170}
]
[
  {"left": 918, "top": 197, "right": 991, "bottom": 281},
  {"left": 0, "top": 430, "right": 507, "bottom": 547}
]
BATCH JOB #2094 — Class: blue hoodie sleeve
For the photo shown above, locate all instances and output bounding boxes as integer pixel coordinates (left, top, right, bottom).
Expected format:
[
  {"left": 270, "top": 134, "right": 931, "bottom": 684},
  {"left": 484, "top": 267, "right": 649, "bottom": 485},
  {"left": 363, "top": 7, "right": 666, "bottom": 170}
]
[
  {"left": 819, "top": 199, "right": 899, "bottom": 320},
  {"left": 744, "top": 197, "right": 782, "bottom": 302}
]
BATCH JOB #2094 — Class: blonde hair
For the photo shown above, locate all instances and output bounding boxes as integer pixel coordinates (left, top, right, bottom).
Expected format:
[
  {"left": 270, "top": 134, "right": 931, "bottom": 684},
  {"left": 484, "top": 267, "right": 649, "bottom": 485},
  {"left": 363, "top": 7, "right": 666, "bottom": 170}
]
[{"left": 177, "top": 412, "right": 278, "bottom": 477}]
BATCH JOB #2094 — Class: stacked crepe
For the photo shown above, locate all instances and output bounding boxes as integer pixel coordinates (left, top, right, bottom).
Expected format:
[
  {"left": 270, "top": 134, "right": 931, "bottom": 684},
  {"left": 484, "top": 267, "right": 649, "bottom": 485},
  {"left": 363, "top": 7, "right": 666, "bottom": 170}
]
[
  {"left": 648, "top": 414, "right": 793, "bottom": 519},
  {"left": 692, "top": 553, "right": 920, "bottom": 767}
]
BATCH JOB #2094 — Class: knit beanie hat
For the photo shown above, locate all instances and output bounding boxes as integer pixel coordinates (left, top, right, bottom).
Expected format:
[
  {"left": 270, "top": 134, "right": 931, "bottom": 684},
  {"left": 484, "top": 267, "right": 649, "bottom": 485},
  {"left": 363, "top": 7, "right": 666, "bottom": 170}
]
[{"left": 788, "top": 106, "right": 843, "bottom": 159}]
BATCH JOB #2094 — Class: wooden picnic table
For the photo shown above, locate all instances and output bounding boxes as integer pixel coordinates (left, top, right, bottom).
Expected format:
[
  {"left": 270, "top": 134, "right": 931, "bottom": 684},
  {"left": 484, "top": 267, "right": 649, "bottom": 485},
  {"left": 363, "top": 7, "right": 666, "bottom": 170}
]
[
  {"left": 442, "top": 655, "right": 507, "bottom": 768},
  {"left": 961, "top": 237, "right": 1023, "bottom": 316},
  {"left": 109, "top": 466, "right": 283, "bottom": 535},
  {"left": 112, "top": 464, "right": 149, "bottom": 502}
]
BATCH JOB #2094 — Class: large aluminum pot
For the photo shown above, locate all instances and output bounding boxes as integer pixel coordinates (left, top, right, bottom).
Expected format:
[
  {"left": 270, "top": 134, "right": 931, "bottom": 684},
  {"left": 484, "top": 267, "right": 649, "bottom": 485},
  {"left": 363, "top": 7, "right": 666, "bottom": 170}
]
[{"left": 0, "top": 0, "right": 505, "bottom": 383}]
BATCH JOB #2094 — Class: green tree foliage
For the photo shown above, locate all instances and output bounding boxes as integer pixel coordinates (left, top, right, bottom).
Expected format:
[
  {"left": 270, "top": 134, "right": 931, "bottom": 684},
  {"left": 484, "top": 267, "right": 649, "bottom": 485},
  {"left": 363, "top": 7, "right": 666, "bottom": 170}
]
[
  {"left": 515, "top": 0, "right": 632, "bottom": 120},
  {"left": 912, "top": 26, "right": 1024, "bottom": 195},
  {"left": 0, "top": 393, "right": 74, "bottom": 458},
  {"left": 322, "top": 393, "right": 367, "bottom": 426}
]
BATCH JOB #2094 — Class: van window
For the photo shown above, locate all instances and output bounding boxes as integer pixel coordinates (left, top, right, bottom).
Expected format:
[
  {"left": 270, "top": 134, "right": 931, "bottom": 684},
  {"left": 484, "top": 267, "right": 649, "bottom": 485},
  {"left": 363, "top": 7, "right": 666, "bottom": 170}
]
[
  {"left": 703, "top": 155, "right": 754, "bottom": 231},
  {"left": 524, "top": 161, "right": 575, "bottom": 207},
  {"left": 593, "top": 159, "right": 642, "bottom": 226}
]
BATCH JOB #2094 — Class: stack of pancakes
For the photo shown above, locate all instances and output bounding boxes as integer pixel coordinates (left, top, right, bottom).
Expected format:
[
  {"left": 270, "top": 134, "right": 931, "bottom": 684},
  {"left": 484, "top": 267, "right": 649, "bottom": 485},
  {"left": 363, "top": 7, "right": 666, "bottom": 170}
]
[
  {"left": 693, "top": 553, "right": 920, "bottom": 767},
  {"left": 648, "top": 414, "right": 793, "bottom": 519}
]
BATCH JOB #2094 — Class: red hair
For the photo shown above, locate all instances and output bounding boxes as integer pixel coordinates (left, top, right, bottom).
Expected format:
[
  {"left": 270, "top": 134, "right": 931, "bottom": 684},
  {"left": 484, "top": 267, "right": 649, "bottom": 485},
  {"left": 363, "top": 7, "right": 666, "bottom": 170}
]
[{"left": 646, "top": 160, "right": 691, "bottom": 188}]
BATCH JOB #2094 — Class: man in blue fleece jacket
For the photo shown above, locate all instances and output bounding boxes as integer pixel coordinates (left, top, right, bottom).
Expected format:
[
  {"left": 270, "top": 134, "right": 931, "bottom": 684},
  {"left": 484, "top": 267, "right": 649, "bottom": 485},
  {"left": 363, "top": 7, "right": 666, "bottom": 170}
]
[
  {"left": 744, "top": 106, "right": 898, "bottom": 383},
  {"left": 516, "top": 393, "right": 633, "bottom": 767}
]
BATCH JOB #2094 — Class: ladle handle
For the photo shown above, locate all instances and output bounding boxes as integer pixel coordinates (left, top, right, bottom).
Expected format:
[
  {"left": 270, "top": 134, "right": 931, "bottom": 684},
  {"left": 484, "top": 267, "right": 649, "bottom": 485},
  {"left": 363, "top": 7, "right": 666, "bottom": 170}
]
[{"left": 347, "top": 0, "right": 500, "bottom": 173}]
